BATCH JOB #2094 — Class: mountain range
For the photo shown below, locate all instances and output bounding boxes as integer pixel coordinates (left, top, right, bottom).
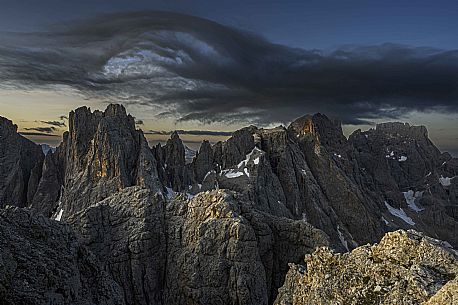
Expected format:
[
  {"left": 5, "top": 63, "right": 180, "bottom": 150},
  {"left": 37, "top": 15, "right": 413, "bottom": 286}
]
[{"left": 0, "top": 104, "right": 457, "bottom": 305}]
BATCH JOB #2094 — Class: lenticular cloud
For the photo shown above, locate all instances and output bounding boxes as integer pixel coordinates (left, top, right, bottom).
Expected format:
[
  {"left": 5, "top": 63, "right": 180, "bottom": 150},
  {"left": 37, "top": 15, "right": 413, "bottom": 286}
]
[{"left": 0, "top": 11, "right": 457, "bottom": 125}]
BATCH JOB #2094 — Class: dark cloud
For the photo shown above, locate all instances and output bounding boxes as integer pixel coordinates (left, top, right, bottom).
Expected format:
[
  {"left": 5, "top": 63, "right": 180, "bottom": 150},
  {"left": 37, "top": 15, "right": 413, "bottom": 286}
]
[
  {"left": 147, "top": 129, "right": 232, "bottom": 137},
  {"left": 19, "top": 131, "right": 59, "bottom": 137},
  {"left": 0, "top": 11, "right": 457, "bottom": 125},
  {"left": 41, "top": 120, "right": 66, "bottom": 127},
  {"left": 24, "top": 126, "right": 57, "bottom": 133}
]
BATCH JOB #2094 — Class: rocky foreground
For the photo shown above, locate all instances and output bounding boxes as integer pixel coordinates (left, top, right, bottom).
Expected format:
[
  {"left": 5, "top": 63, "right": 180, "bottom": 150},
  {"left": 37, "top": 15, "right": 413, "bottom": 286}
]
[
  {"left": 0, "top": 104, "right": 457, "bottom": 304},
  {"left": 275, "top": 230, "right": 458, "bottom": 305}
]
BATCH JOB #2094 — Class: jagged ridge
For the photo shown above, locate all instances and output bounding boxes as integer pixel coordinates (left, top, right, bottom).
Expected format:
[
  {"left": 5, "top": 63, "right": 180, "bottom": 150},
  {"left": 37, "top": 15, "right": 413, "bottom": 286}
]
[{"left": 0, "top": 104, "right": 457, "bottom": 304}]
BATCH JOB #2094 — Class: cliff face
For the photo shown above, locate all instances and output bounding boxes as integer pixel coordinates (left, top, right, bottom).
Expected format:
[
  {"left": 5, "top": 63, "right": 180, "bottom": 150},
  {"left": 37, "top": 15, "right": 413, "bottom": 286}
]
[
  {"left": 275, "top": 230, "right": 458, "bottom": 305},
  {"left": 0, "top": 207, "right": 124, "bottom": 305},
  {"left": 0, "top": 117, "right": 44, "bottom": 208},
  {"left": 1, "top": 104, "right": 457, "bottom": 305},
  {"left": 67, "top": 187, "right": 167, "bottom": 305},
  {"left": 350, "top": 122, "right": 458, "bottom": 247},
  {"left": 66, "top": 187, "right": 328, "bottom": 305},
  {"left": 163, "top": 190, "right": 328, "bottom": 305},
  {"left": 30, "top": 104, "right": 163, "bottom": 219}
]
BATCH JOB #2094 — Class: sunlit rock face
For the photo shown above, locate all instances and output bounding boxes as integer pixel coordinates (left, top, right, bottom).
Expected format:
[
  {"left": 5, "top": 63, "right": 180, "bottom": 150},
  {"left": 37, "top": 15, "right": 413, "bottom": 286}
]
[
  {"left": 275, "top": 230, "right": 458, "bottom": 305},
  {"left": 30, "top": 104, "right": 163, "bottom": 219},
  {"left": 66, "top": 187, "right": 328, "bottom": 305},
  {"left": 0, "top": 116, "right": 44, "bottom": 208},
  {"left": 1, "top": 104, "right": 458, "bottom": 305},
  {"left": 161, "top": 189, "right": 326, "bottom": 305}
]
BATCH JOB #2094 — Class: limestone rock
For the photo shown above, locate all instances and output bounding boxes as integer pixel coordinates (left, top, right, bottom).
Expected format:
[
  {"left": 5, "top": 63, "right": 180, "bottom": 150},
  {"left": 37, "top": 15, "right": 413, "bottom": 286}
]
[
  {"left": 0, "top": 116, "right": 44, "bottom": 208},
  {"left": 424, "top": 277, "right": 458, "bottom": 305},
  {"left": 67, "top": 187, "right": 166, "bottom": 305},
  {"left": 30, "top": 142, "right": 65, "bottom": 217},
  {"left": 67, "top": 187, "right": 328, "bottom": 305},
  {"left": 0, "top": 207, "right": 124, "bottom": 305},
  {"left": 30, "top": 104, "right": 164, "bottom": 219},
  {"left": 350, "top": 122, "right": 458, "bottom": 247},
  {"left": 275, "top": 230, "right": 458, "bottom": 305},
  {"left": 153, "top": 131, "right": 190, "bottom": 191},
  {"left": 191, "top": 140, "right": 215, "bottom": 183},
  {"left": 1, "top": 105, "right": 457, "bottom": 305},
  {"left": 164, "top": 189, "right": 329, "bottom": 305}
]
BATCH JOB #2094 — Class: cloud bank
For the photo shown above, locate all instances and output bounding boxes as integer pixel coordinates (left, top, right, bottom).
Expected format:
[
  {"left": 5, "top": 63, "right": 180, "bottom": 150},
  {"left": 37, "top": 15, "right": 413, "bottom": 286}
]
[
  {"left": 24, "top": 126, "right": 57, "bottom": 133},
  {"left": 147, "top": 129, "right": 232, "bottom": 136},
  {"left": 19, "top": 132, "right": 58, "bottom": 137},
  {"left": 41, "top": 120, "right": 66, "bottom": 127},
  {"left": 0, "top": 11, "right": 457, "bottom": 125}
]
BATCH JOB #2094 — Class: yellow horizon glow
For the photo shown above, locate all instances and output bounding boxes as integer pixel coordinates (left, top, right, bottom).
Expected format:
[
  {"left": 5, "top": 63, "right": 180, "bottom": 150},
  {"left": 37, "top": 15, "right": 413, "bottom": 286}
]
[{"left": 1, "top": 87, "right": 457, "bottom": 155}]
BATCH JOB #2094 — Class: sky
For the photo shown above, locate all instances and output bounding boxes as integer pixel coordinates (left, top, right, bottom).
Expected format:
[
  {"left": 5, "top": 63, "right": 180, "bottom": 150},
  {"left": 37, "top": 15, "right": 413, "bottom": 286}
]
[{"left": 0, "top": 0, "right": 457, "bottom": 153}]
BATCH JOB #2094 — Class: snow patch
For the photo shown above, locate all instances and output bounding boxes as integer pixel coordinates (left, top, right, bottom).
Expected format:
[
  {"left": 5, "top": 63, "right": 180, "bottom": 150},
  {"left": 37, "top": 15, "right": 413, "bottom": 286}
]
[
  {"left": 55, "top": 209, "right": 64, "bottom": 222},
  {"left": 166, "top": 187, "right": 175, "bottom": 199},
  {"left": 337, "top": 225, "right": 349, "bottom": 251},
  {"left": 301, "top": 169, "right": 307, "bottom": 176},
  {"left": 253, "top": 157, "right": 260, "bottom": 165},
  {"left": 403, "top": 190, "right": 424, "bottom": 212},
  {"left": 439, "top": 176, "right": 456, "bottom": 187},
  {"left": 237, "top": 147, "right": 262, "bottom": 168},
  {"left": 385, "top": 151, "right": 395, "bottom": 158},
  {"left": 186, "top": 193, "right": 194, "bottom": 200},
  {"left": 398, "top": 156, "right": 407, "bottom": 162},
  {"left": 243, "top": 168, "right": 250, "bottom": 177},
  {"left": 333, "top": 153, "right": 342, "bottom": 158},
  {"left": 203, "top": 170, "right": 215, "bottom": 181},
  {"left": 382, "top": 217, "right": 389, "bottom": 225},
  {"left": 222, "top": 169, "right": 245, "bottom": 179},
  {"left": 385, "top": 201, "right": 415, "bottom": 226}
]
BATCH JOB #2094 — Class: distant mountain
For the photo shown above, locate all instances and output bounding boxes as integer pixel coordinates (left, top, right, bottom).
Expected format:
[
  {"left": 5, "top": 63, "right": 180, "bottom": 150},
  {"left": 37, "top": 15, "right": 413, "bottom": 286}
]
[
  {"left": 0, "top": 104, "right": 457, "bottom": 305},
  {"left": 184, "top": 144, "right": 197, "bottom": 163},
  {"left": 40, "top": 143, "right": 56, "bottom": 155},
  {"left": 0, "top": 116, "right": 44, "bottom": 208}
]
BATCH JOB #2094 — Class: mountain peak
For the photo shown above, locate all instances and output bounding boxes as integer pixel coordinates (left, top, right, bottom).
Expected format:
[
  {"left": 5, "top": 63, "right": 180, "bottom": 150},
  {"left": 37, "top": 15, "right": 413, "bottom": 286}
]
[
  {"left": 104, "top": 103, "right": 128, "bottom": 117},
  {"left": 376, "top": 122, "right": 428, "bottom": 139},
  {"left": 1, "top": 104, "right": 457, "bottom": 305},
  {"left": 170, "top": 130, "right": 180, "bottom": 140},
  {"left": 0, "top": 116, "right": 18, "bottom": 134}
]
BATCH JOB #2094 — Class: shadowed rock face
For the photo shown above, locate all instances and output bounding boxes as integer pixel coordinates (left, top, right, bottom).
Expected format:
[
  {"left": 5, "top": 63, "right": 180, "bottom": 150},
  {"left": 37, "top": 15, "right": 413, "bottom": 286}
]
[
  {"left": 275, "top": 230, "right": 458, "bottom": 305},
  {"left": 183, "top": 113, "right": 458, "bottom": 250},
  {"left": 0, "top": 207, "right": 125, "bottom": 305},
  {"left": 164, "top": 190, "right": 328, "bottom": 305},
  {"left": 349, "top": 122, "right": 458, "bottom": 247},
  {"left": 152, "top": 131, "right": 190, "bottom": 191},
  {"left": 1, "top": 104, "right": 457, "bottom": 304},
  {"left": 67, "top": 187, "right": 166, "bottom": 305},
  {"left": 0, "top": 117, "right": 44, "bottom": 208},
  {"left": 66, "top": 187, "right": 328, "bottom": 305}
]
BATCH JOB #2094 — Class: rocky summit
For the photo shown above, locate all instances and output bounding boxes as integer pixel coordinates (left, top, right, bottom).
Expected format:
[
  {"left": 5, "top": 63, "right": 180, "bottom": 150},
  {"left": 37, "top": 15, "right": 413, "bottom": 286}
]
[
  {"left": 0, "top": 104, "right": 457, "bottom": 305},
  {"left": 275, "top": 230, "right": 458, "bottom": 305}
]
